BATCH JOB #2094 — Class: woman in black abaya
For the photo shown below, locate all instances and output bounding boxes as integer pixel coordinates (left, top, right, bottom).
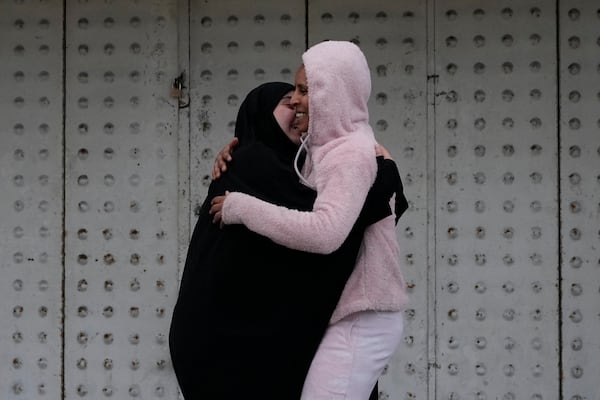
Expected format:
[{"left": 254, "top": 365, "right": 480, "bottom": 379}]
[{"left": 169, "top": 82, "right": 393, "bottom": 399}]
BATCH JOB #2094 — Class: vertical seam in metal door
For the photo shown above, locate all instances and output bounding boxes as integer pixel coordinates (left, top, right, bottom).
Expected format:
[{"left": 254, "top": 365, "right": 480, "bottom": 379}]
[
  {"left": 555, "top": 0, "right": 564, "bottom": 398},
  {"left": 60, "top": 0, "right": 67, "bottom": 399},
  {"left": 426, "top": 1, "right": 438, "bottom": 399},
  {"left": 305, "top": 0, "right": 309, "bottom": 49}
]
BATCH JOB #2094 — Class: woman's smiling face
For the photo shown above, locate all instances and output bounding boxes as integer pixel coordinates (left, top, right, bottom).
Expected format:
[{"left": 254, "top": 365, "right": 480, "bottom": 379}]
[
  {"left": 290, "top": 65, "right": 309, "bottom": 134},
  {"left": 273, "top": 91, "right": 302, "bottom": 145}
]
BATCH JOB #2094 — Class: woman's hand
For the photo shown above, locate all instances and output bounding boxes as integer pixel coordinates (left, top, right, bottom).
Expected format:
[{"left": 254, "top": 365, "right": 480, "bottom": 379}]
[
  {"left": 375, "top": 143, "right": 393, "bottom": 160},
  {"left": 209, "top": 192, "right": 229, "bottom": 226},
  {"left": 212, "top": 138, "right": 239, "bottom": 179}
]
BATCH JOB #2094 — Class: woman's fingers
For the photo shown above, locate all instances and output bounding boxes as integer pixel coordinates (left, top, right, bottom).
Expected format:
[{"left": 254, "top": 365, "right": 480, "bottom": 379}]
[{"left": 212, "top": 138, "right": 239, "bottom": 179}]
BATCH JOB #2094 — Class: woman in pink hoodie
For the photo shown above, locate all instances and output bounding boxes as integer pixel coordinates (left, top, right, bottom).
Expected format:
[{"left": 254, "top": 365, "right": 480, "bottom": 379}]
[{"left": 211, "top": 41, "right": 408, "bottom": 399}]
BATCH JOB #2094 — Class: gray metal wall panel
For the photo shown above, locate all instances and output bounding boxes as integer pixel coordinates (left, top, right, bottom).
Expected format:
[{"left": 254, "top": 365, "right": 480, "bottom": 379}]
[
  {"left": 308, "top": 1, "right": 429, "bottom": 399},
  {"left": 0, "top": 1, "right": 64, "bottom": 398},
  {"left": 63, "top": 1, "right": 180, "bottom": 398},
  {"left": 434, "top": 2, "right": 559, "bottom": 399},
  {"left": 559, "top": 2, "right": 600, "bottom": 400},
  {"left": 1, "top": 1, "right": 600, "bottom": 399}
]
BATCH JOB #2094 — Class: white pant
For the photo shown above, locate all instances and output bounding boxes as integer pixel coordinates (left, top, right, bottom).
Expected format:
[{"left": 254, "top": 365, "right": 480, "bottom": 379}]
[{"left": 300, "top": 310, "right": 404, "bottom": 400}]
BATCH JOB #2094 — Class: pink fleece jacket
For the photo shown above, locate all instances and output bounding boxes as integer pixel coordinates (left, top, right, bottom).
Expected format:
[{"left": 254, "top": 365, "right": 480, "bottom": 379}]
[{"left": 222, "top": 41, "right": 407, "bottom": 323}]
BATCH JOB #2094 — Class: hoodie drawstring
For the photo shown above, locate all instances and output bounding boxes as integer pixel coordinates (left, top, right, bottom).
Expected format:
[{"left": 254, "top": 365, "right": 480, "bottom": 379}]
[{"left": 294, "top": 132, "right": 316, "bottom": 189}]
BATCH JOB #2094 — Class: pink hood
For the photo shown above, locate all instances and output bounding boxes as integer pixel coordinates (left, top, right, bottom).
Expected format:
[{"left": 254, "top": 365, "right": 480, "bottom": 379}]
[{"left": 303, "top": 41, "right": 374, "bottom": 147}]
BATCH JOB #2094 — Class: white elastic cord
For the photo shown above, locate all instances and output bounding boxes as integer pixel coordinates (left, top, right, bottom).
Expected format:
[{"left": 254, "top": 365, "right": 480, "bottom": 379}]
[{"left": 294, "top": 132, "right": 315, "bottom": 189}]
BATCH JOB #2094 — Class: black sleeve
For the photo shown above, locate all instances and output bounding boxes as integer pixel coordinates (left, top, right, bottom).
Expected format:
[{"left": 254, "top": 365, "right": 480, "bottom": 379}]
[{"left": 356, "top": 156, "right": 400, "bottom": 227}]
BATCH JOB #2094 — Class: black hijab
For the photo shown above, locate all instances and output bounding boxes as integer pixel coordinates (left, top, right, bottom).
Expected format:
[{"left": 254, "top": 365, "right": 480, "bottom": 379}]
[{"left": 220, "top": 82, "right": 316, "bottom": 210}]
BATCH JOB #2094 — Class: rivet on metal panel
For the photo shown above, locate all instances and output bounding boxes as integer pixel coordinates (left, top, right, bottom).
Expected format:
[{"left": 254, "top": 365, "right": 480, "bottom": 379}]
[
  {"left": 474, "top": 336, "right": 486, "bottom": 349},
  {"left": 446, "top": 200, "right": 457, "bottom": 212},
  {"left": 12, "top": 279, "right": 23, "bottom": 291},
  {"left": 130, "top": 278, "right": 140, "bottom": 291},
  {"left": 129, "top": 384, "right": 141, "bottom": 397},
  {"left": 129, "top": 307, "right": 140, "bottom": 318},
  {"left": 156, "top": 333, "right": 166, "bottom": 344},
  {"left": 570, "top": 337, "right": 583, "bottom": 351},
  {"left": 474, "top": 308, "right": 486, "bottom": 321},
  {"left": 473, "top": 63, "right": 485, "bottom": 75},
  {"left": 77, "top": 306, "right": 88, "bottom": 318},
  {"left": 447, "top": 363, "right": 458, "bottom": 375},
  {"left": 445, "top": 9, "right": 457, "bottom": 21},
  {"left": 503, "top": 309, "right": 515, "bottom": 321},
  {"left": 447, "top": 309, "right": 458, "bottom": 320},
  {"left": 475, "top": 226, "right": 485, "bottom": 238},
  {"left": 474, "top": 254, "right": 486, "bottom": 266},
  {"left": 13, "top": 305, "right": 24, "bottom": 317},
  {"left": 12, "top": 331, "right": 23, "bottom": 343},
  {"left": 77, "top": 332, "right": 88, "bottom": 345},
  {"left": 530, "top": 116, "right": 542, "bottom": 129},
  {"left": 530, "top": 200, "right": 542, "bottom": 212},
  {"left": 12, "top": 225, "right": 23, "bottom": 238},
  {"left": 447, "top": 336, "right": 459, "bottom": 349},
  {"left": 129, "top": 333, "right": 140, "bottom": 345},
  {"left": 531, "top": 281, "right": 543, "bottom": 293},
  {"left": 530, "top": 253, "right": 543, "bottom": 265},
  {"left": 130, "top": 254, "right": 140, "bottom": 266},
  {"left": 76, "top": 384, "right": 87, "bottom": 396},
  {"left": 12, "top": 383, "right": 24, "bottom": 395},
  {"left": 104, "top": 333, "right": 114, "bottom": 344},
  {"left": 531, "top": 337, "right": 543, "bottom": 350},
  {"left": 503, "top": 254, "right": 514, "bottom": 265},
  {"left": 130, "top": 359, "right": 140, "bottom": 370},
  {"left": 447, "top": 227, "right": 458, "bottom": 239},
  {"left": 447, "top": 254, "right": 458, "bottom": 266},
  {"left": 473, "top": 172, "right": 486, "bottom": 185},
  {"left": 568, "top": 256, "right": 583, "bottom": 269},
  {"left": 76, "top": 358, "right": 87, "bottom": 369},
  {"left": 530, "top": 89, "right": 542, "bottom": 100},
  {"left": 531, "top": 308, "right": 543, "bottom": 321},
  {"left": 503, "top": 200, "right": 514, "bottom": 213},
  {"left": 474, "top": 282, "right": 486, "bottom": 294},
  {"left": 38, "top": 306, "right": 48, "bottom": 317},
  {"left": 446, "top": 281, "right": 459, "bottom": 293},
  {"left": 103, "top": 306, "right": 114, "bottom": 318},
  {"left": 473, "top": 34, "right": 485, "bottom": 48},
  {"left": 568, "top": 310, "right": 582, "bottom": 323},
  {"left": 103, "top": 147, "right": 114, "bottom": 159},
  {"left": 475, "top": 362, "right": 486, "bottom": 376},
  {"left": 504, "top": 364, "right": 515, "bottom": 377},
  {"left": 570, "top": 283, "right": 583, "bottom": 296},
  {"left": 104, "top": 254, "right": 115, "bottom": 265},
  {"left": 532, "top": 363, "right": 543, "bottom": 377}
]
